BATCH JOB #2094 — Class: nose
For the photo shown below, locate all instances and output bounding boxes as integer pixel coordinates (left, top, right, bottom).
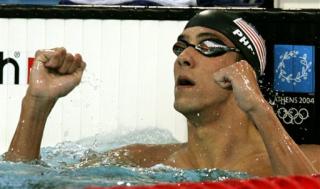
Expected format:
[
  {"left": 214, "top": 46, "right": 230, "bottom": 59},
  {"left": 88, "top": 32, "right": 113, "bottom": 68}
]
[{"left": 175, "top": 47, "right": 196, "bottom": 68}]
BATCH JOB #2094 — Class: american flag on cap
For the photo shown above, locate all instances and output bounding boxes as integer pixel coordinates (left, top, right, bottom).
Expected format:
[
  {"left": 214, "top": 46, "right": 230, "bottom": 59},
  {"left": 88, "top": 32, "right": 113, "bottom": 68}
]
[{"left": 233, "top": 18, "right": 267, "bottom": 75}]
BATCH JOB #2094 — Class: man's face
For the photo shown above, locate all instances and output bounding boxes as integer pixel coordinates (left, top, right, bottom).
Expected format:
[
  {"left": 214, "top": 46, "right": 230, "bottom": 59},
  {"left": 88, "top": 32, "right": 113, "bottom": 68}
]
[{"left": 173, "top": 26, "right": 239, "bottom": 115}]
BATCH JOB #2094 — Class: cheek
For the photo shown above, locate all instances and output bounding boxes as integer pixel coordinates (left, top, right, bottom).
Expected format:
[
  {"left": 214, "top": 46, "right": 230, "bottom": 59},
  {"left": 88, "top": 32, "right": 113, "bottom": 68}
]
[
  {"left": 223, "top": 53, "right": 239, "bottom": 66},
  {"left": 208, "top": 53, "right": 238, "bottom": 68},
  {"left": 173, "top": 61, "right": 178, "bottom": 74},
  {"left": 198, "top": 64, "right": 230, "bottom": 93},
  {"left": 173, "top": 60, "right": 178, "bottom": 69},
  {"left": 202, "top": 56, "right": 227, "bottom": 71}
]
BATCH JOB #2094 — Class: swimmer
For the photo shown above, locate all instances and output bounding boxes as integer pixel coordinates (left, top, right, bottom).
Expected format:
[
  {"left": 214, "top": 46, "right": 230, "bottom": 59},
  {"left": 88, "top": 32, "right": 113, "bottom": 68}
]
[{"left": 5, "top": 10, "right": 320, "bottom": 177}]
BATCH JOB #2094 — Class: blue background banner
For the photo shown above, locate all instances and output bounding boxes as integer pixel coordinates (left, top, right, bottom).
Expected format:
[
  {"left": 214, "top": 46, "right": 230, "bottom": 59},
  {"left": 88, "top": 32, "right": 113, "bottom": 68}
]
[{"left": 274, "top": 44, "right": 315, "bottom": 93}]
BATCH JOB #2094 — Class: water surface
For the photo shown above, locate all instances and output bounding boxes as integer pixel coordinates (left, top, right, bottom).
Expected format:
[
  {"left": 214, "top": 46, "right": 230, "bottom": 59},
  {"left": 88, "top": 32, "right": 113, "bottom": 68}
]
[{"left": 0, "top": 128, "right": 251, "bottom": 188}]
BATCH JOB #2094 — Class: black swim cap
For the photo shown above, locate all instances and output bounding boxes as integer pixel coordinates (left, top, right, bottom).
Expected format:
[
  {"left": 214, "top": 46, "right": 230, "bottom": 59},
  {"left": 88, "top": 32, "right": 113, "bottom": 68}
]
[{"left": 185, "top": 10, "right": 266, "bottom": 76}]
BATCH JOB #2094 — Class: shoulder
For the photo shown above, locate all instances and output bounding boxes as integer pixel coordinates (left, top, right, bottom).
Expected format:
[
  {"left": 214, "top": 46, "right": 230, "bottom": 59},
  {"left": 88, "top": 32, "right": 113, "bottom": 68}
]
[
  {"left": 300, "top": 144, "right": 320, "bottom": 170},
  {"left": 106, "top": 143, "right": 185, "bottom": 167}
]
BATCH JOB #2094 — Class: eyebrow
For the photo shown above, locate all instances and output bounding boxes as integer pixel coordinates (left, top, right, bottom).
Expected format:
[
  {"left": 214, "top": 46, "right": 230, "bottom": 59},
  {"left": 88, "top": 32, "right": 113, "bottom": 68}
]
[
  {"left": 177, "top": 32, "right": 225, "bottom": 44},
  {"left": 177, "top": 34, "right": 187, "bottom": 42},
  {"left": 197, "top": 32, "right": 218, "bottom": 39}
]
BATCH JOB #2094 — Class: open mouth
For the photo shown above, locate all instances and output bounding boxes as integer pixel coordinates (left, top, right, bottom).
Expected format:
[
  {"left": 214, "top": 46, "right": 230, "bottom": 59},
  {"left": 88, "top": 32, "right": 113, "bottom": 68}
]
[{"left": 176, "top": 76, "right": 195, "bottom": 87}]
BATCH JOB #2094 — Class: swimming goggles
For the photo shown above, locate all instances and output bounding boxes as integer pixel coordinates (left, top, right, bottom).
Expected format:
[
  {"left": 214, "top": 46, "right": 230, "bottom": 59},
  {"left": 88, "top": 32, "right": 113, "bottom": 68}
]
[{"left": 172, "top": 39, "right": 240, "bottom": 57}]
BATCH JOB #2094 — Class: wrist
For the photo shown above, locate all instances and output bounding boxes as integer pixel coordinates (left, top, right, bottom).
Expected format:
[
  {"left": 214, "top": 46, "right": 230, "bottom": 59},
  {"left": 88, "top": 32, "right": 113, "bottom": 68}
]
[
  {"left": 23, "top": 92, "right": 57, "bottom": 112},
  {"left": 247, "top": 98, "right": 283, "bottom": 134},
  {"left": 247, "top": 98, "right": 276, "bottom": 124},
  {"left": 25, "top": 87, "right": 58, "bottom": 102},
  {"left": 247, "top": 98, "right": 273, "bottom": 118}
]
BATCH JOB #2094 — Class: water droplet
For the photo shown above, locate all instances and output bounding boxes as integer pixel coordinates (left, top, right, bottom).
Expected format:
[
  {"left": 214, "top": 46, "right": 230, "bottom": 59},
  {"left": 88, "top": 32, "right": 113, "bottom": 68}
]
[{"left": 117, "top": 181, "right": 125, "bottom": 185}]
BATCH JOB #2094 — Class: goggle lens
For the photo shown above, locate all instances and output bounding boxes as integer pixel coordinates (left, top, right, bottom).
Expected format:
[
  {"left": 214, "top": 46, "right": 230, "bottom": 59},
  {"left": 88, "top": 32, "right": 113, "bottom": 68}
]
[{"left": 173, "top": 39, "right": 239, "bottom": 57}]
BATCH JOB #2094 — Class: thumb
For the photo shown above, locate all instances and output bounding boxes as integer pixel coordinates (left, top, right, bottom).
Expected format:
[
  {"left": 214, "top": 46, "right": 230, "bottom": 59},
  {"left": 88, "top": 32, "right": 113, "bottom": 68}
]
[
  {"left": 30, "top": 60, "right": 47, "bottom": 80},
  {"left": 213, "top": 68, "right": 232, "bottom": 89}
]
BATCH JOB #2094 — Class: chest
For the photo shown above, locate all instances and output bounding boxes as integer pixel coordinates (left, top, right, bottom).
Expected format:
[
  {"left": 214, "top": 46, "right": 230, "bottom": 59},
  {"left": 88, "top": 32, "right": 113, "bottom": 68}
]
[{"left": 166, "top": 150, "right": 273, "bottom": 177}]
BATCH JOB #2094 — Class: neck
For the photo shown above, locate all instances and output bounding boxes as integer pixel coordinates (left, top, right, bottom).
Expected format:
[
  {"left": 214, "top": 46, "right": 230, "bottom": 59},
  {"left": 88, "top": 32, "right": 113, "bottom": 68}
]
[{"left": 184, "top": 96, "right": 265, "bottom": 168}]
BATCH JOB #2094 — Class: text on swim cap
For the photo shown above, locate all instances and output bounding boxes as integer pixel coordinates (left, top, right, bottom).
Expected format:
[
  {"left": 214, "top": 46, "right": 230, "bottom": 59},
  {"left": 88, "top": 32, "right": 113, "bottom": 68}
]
[{"left": 232, "top": 29, "right": 255, "bottom": 55}]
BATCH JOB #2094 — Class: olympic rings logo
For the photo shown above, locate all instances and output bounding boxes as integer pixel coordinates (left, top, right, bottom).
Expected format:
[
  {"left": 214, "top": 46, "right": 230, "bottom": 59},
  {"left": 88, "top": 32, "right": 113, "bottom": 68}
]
[{"left": 277, "top": 107, "right": 309, "bottom": 125}]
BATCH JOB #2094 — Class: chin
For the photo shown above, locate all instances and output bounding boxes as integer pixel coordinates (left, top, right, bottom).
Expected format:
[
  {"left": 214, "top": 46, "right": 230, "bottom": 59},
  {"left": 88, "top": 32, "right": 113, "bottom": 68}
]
[{"left": 174, "top": 100, "right": 201, "bottom": 115}]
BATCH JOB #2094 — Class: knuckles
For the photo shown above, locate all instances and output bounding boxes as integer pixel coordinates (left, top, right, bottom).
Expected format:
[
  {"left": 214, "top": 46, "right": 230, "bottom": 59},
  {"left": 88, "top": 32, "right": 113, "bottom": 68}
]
[{"left": 33, "top": 47, "right": 85, "bottom": 75}]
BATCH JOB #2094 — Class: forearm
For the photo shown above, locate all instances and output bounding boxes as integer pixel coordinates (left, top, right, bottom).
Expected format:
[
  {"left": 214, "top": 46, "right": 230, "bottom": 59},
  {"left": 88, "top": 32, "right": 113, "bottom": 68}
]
[
  {"left": 248, "top": 100, "right": 317, "bottom": 176},
  {"left": 4, "top": 94, "right": 56, "bottom": 161}
]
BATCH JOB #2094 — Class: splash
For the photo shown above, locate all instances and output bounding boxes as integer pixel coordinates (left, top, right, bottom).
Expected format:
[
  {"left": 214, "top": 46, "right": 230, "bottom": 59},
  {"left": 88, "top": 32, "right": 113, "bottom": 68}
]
[{"left": 0, "top": 128, "right": 251, "bottom": 189}]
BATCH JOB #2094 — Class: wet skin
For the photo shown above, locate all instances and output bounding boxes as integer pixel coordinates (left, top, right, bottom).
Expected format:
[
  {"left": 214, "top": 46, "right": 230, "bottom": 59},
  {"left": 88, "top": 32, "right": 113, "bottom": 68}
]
[
  {"left": 4, "top": 28, "right": 320, "bottom": 177},
  {"left": 102, "top": 27, "right": 320, "bottom": 176}
]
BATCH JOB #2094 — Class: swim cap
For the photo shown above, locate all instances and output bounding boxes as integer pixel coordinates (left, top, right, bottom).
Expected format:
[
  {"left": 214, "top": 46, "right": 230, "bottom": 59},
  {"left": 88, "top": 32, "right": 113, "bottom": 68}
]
[{"left": 185, "top": 10, "right": 266, "bottom": 76}]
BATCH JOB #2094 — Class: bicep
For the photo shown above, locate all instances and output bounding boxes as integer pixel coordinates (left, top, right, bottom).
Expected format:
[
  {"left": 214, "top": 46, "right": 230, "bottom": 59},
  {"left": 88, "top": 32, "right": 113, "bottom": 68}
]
[{"left": 300, "top": 144, "right": 320, "bottom": 171}]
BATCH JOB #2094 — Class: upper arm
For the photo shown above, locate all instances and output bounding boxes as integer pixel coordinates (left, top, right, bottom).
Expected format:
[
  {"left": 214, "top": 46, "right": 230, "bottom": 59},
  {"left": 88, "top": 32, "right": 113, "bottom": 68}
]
[{"left": 300, "top": 144, "right": 320, "bottom": 171}]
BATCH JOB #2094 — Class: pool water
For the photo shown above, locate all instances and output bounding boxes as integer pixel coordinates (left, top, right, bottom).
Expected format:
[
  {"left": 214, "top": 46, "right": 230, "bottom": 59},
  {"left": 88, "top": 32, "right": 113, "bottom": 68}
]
[{"left": 0, "top": 128, "right": 251, "bottom": 188}]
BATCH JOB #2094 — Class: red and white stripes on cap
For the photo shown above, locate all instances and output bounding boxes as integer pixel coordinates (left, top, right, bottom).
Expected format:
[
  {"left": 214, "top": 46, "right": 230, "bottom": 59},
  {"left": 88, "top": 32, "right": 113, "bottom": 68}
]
[{"left": 233, "top": 18, "right": 267, "bottom": 74}]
